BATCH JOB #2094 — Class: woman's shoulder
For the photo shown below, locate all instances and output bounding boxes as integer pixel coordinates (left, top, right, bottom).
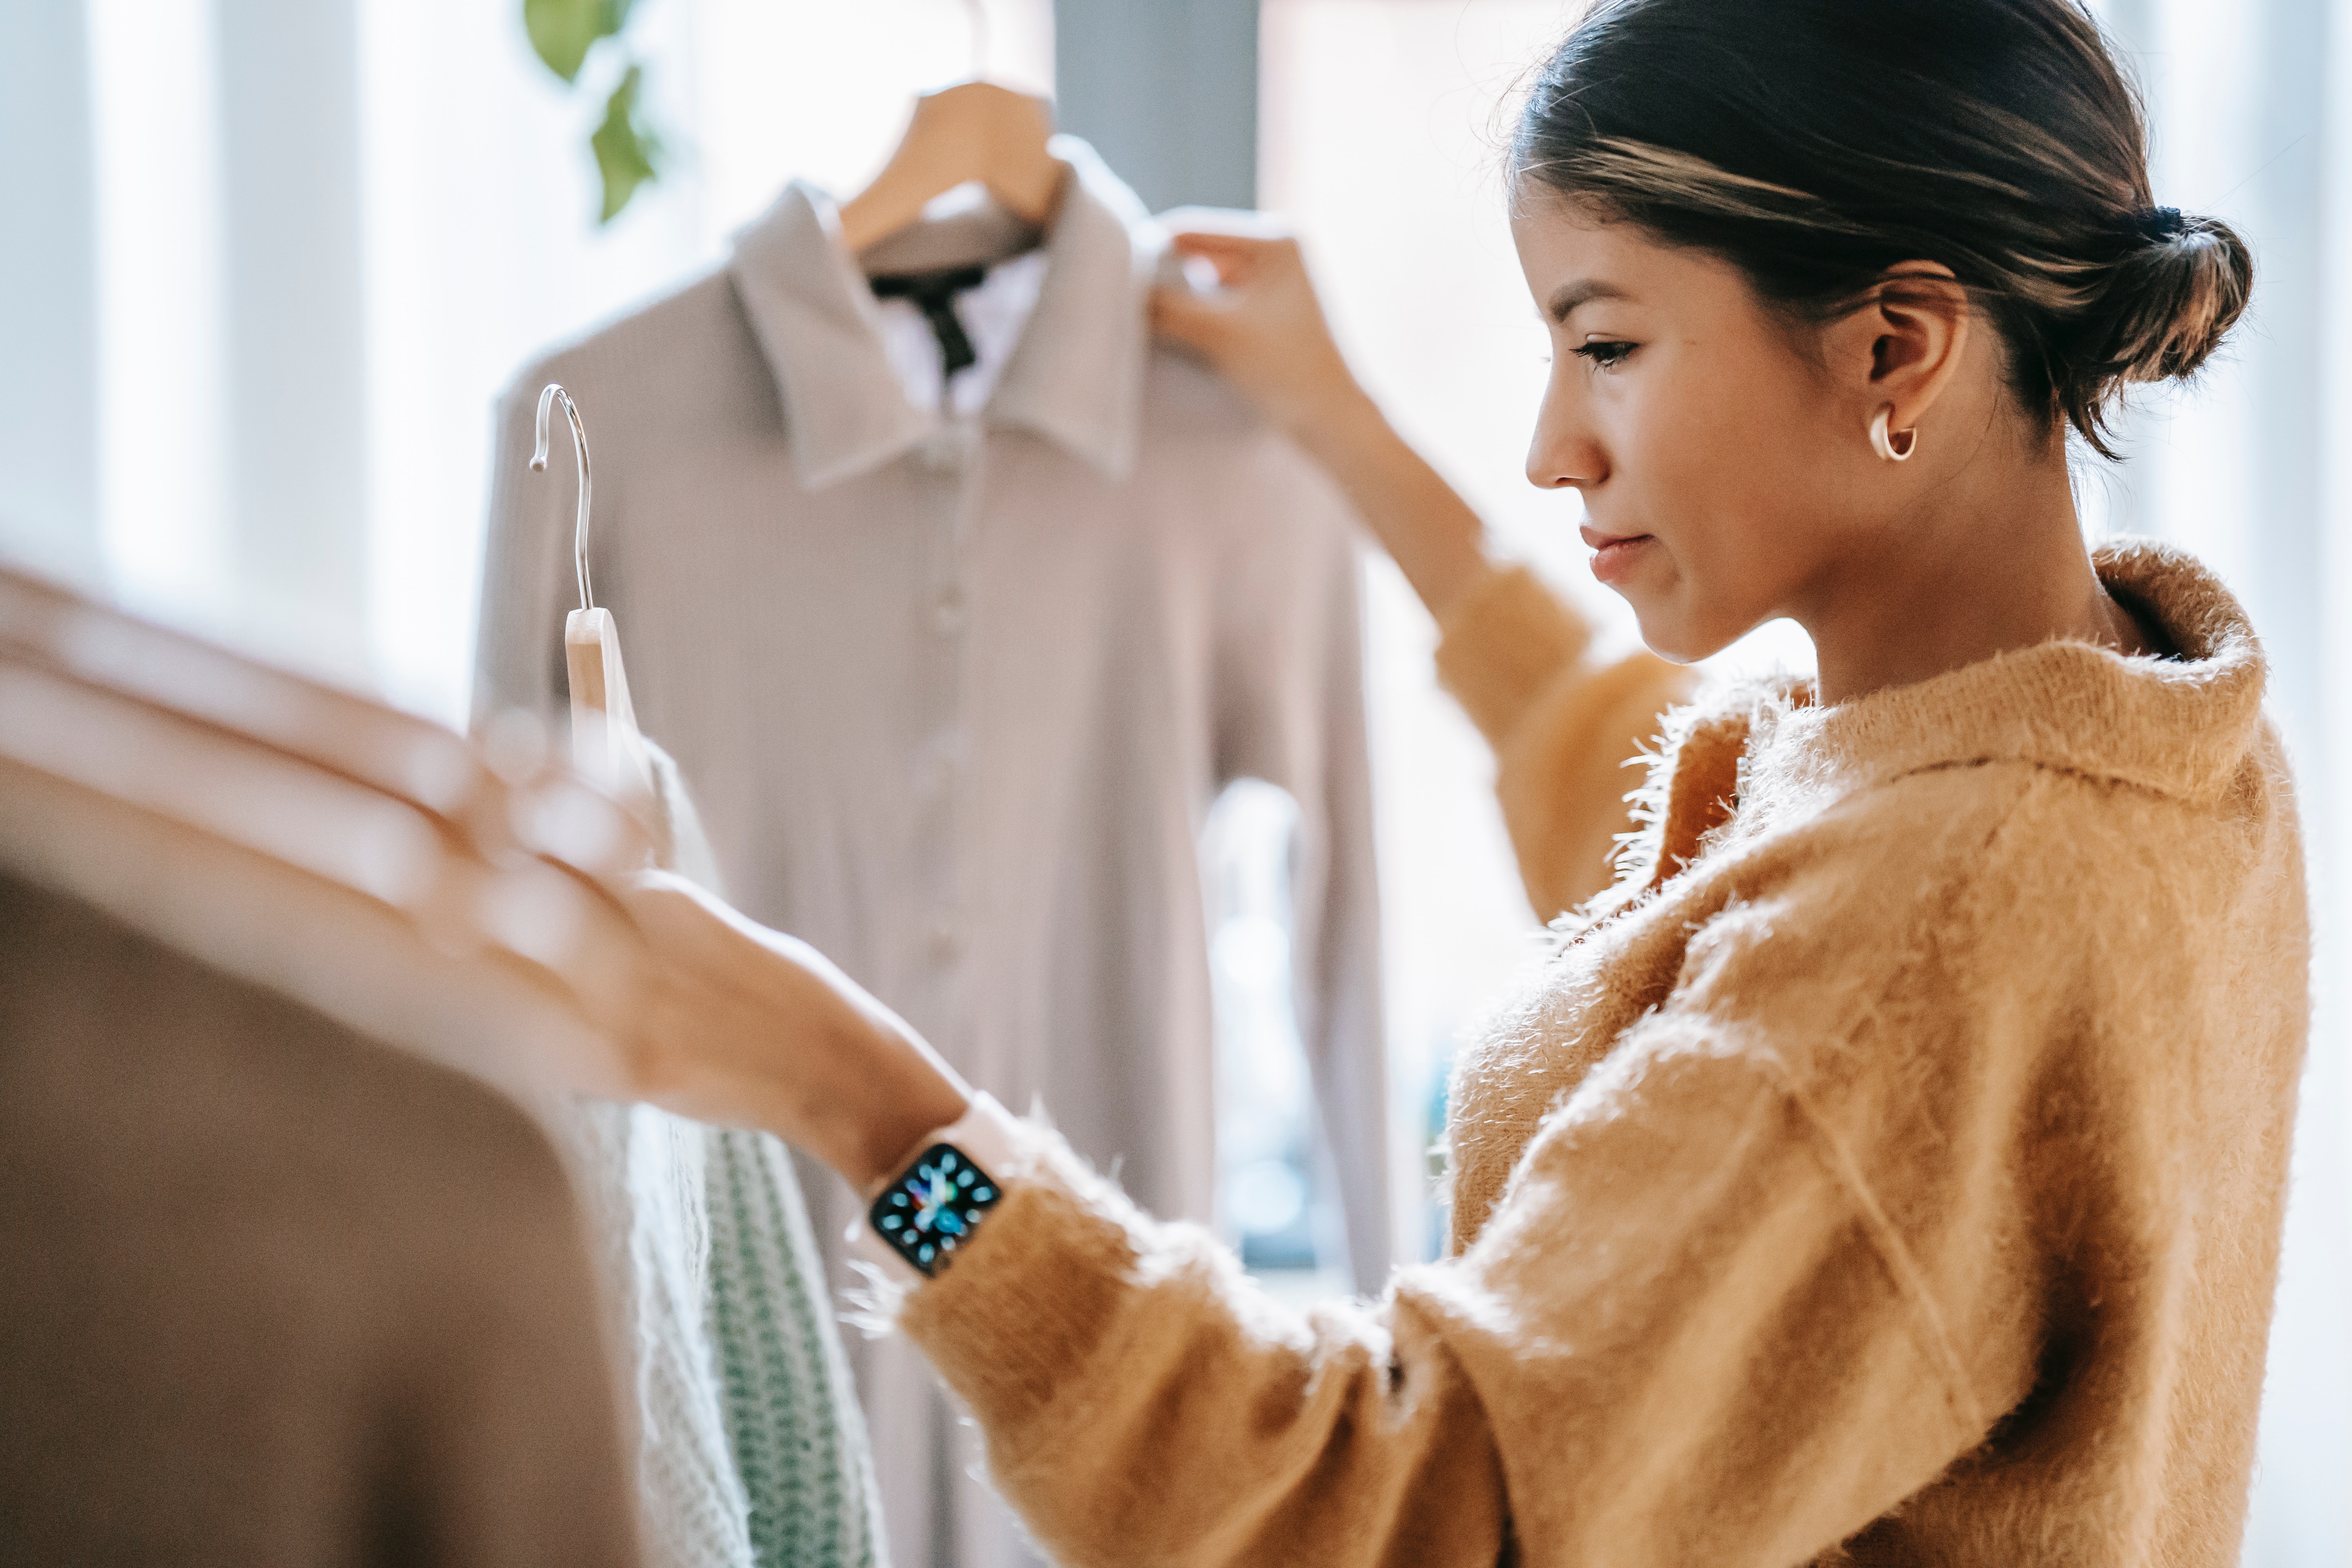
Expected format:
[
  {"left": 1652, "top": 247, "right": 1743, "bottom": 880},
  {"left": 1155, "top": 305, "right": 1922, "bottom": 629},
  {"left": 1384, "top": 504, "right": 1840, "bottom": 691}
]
[
  {"left": 1720, "top": 726, "right": 2234, "bottom": 934},
  {"left": 1651, "top": 705, "right": 2298, "bottom": 1080}
]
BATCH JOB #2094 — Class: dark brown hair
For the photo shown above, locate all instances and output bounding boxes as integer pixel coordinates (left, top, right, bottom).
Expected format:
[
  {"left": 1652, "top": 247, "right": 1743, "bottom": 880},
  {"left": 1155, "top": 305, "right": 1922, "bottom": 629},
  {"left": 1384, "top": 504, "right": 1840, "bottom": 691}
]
[{"left": 1512, "top": 0, "right": 2252, "bottom": 457}]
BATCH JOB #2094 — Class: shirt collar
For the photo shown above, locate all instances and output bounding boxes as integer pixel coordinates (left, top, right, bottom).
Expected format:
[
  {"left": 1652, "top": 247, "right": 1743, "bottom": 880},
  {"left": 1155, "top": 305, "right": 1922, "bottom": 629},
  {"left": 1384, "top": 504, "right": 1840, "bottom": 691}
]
[{"left": 728, "top": 135, "right": 1156, "bottom": 491}]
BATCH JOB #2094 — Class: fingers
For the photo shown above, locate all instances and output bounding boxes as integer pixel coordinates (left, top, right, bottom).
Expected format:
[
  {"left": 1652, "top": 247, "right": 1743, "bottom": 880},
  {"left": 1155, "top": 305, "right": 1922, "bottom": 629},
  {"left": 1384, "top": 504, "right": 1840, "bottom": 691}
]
[
  {"left": 1152, "top": 230, "right": 1302, "bottom": 354},
  {"left": 1164, "top": 228, "right": 1301, "bottom": 280},
  {"left": 1150, "top": 281, "right": 1231, "bottom": 355},
  {"left": 1160, "top": 204, "right": 1291, "bottom": 244},
  {"left": 1167, "top": 229, "right": 1261, "bottom": 258},
  {"left": 1164, "top": 232, "right": 1248, "bottom": 289}
]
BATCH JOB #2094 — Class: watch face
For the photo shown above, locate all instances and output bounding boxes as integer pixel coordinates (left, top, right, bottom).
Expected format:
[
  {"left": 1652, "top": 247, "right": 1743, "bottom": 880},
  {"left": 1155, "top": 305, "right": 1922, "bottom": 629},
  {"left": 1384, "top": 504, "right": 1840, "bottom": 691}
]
[{"left": 870, "top": 1143, "right": 1000, "bottom": 1276}]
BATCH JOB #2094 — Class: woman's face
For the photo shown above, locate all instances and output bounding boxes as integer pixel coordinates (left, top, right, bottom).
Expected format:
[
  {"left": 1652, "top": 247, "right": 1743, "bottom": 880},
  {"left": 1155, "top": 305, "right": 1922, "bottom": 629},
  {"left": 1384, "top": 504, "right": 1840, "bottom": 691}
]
[{"left": 1511, "top": 194, "right": 1878, "bottom": 662}]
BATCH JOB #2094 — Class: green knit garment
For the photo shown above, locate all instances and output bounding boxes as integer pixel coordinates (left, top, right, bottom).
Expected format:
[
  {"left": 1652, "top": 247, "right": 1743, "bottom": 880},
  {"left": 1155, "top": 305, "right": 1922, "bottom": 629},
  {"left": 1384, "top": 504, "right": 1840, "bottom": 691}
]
[
  {"left": 705, "top": 1127, "right": 888, "bottom": 1568},
  {"left": 639, "top": 739, "right": 887, "bottom": 1568}
]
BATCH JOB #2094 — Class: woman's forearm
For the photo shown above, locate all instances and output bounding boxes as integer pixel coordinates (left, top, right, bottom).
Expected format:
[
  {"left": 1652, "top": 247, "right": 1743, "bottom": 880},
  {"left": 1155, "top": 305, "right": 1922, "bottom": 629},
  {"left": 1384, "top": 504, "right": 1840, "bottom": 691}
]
[
  {"left": 899, "top": 1129, "right": 1510, "bottom": 1568},
  {"left": 1288, "top": 387, "right": 1495, "bottom": 625}
]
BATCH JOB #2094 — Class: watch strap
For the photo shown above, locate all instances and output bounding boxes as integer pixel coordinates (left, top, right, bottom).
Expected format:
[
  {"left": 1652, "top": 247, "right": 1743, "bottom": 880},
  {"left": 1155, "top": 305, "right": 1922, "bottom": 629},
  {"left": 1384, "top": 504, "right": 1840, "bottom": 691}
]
[{"left": 850, "top": 1092, "right": 1020, "bottom": 1288}]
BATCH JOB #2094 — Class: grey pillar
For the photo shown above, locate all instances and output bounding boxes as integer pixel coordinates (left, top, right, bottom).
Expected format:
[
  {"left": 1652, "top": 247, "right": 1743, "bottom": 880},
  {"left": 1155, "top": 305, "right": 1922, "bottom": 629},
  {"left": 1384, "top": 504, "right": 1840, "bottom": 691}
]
[
  {"left": 214, "top": 0, "right": 370, "bottom": 666},
  {"left": 0, "top": 0, "right": 103, "bottom": 588},
  {"left": 1053, "top": 0, "right": 1259, "bottom": 213}
]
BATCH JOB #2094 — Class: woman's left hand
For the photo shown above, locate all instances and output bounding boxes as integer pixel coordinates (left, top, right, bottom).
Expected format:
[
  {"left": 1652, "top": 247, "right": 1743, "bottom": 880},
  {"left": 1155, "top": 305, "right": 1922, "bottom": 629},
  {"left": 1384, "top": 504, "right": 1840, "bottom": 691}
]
[
  {"left": 616, "top": 871, "right": 971, "bottom": 1194},
  {"left": 1152, "top": 227, "right": 1369, "bottom": 446}
]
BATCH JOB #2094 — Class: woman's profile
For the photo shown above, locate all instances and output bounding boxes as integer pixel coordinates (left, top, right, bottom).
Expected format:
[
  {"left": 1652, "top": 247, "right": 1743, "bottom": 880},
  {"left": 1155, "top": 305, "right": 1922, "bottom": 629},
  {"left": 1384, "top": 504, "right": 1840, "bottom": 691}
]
[{"left": 617, "top": 1, "right": 2308, "bottom": 1561}]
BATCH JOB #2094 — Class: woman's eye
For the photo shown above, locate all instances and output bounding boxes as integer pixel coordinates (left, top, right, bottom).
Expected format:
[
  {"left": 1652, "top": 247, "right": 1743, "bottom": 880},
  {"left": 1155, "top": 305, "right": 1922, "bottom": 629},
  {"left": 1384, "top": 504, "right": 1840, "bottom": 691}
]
[{"left": 1572, "top": 339, "right": 1636, "bottom": 370}]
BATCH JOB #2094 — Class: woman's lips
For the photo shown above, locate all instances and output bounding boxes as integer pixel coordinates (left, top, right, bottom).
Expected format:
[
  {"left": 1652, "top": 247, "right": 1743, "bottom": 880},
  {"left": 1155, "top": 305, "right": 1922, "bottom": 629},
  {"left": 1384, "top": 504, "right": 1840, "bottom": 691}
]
[{"left": 1579, "top": 525, "right": 1657, "bottom": 586}]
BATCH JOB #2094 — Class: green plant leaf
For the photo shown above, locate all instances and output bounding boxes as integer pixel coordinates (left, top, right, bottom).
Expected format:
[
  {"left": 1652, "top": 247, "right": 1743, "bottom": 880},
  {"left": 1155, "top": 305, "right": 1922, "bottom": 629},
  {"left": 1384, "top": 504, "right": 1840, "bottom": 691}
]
[
  {"left": 591, "top": 64, "right": 661, "bottom": 223},
  {"left": 524, "top": 0, "right": 615, "bottom": 84}
]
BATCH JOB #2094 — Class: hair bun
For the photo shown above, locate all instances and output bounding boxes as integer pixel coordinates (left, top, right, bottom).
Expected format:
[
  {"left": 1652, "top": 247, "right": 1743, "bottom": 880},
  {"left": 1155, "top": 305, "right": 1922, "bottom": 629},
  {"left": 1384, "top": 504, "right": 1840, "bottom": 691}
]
[{"left": 2085, "top": 209, "right": 2254, "bottom": 388}]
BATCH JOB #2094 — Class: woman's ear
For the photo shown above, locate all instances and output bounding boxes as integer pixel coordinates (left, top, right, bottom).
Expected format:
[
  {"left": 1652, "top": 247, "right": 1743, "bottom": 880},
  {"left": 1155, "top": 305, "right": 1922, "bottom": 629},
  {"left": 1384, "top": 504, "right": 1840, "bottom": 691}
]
[{"left": 1825, "top": 261, "right": 1972, "bottom": 434}]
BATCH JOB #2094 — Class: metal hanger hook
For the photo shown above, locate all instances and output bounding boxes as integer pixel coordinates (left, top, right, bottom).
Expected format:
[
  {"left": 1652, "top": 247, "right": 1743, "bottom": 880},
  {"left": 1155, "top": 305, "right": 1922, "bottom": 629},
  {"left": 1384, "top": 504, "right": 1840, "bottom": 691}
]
[{"left": 530, "top": 383, "right": 594, "bottom": 612}]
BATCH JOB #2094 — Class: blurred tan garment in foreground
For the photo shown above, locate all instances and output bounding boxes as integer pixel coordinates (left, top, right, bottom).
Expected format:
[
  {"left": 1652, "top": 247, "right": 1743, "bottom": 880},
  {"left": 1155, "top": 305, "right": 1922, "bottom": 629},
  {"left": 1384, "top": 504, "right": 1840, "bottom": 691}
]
[
  {"left": 0, "top": 564, "right": 648, "bottom": 1567},
  {"left": 0, "top": 871, "right": 637, "bottom": 1568}
]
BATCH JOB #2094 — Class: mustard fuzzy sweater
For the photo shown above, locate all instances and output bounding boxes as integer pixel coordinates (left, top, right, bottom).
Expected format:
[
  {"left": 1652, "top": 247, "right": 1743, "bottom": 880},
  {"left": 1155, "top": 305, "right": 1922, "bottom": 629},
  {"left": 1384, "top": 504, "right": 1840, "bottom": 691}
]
[{"left": 898, "top": 540, "right": 2309, "bottom": 1566}]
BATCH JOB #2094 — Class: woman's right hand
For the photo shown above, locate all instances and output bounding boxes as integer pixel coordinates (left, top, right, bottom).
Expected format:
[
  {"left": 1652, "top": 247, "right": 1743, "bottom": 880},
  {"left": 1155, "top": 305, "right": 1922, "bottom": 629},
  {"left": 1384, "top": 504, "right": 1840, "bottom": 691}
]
[
  {"left": 1151, "top": 228, "right": 1375, "bottom": 447},
  {"left": 617, "top": 871, "right": 973, "bottom": 1196}
]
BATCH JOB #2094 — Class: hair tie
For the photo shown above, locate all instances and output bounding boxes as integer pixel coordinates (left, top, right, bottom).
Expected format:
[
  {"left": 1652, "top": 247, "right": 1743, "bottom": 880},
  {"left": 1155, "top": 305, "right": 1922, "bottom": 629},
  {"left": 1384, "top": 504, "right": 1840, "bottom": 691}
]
[{"left": 2136, "top": 205, "right": 2187, "bottom": 243}]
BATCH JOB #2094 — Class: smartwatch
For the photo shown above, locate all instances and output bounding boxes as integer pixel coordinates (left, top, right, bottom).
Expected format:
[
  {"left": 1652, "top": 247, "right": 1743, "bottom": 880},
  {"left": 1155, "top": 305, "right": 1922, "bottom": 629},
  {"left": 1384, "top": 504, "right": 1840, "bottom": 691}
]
[{"left": 867, "top": 1140, "right": 1004, "bottom": 1277}]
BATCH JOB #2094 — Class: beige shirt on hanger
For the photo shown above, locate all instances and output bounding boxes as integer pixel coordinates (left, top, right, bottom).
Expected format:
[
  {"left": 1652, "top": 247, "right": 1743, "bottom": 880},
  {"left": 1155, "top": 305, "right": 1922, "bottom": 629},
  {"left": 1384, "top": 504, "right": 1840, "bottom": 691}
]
[{"left": 474, "top": 140, "right": 1387, "bottom": 1568}]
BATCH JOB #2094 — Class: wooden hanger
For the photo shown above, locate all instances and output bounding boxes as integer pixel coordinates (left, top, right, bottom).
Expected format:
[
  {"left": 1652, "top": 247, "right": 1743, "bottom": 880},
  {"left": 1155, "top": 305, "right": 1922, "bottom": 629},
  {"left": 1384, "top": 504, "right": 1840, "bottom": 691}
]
[{"left": 836, "top": 81, "right": 1068, "bottom": 261}]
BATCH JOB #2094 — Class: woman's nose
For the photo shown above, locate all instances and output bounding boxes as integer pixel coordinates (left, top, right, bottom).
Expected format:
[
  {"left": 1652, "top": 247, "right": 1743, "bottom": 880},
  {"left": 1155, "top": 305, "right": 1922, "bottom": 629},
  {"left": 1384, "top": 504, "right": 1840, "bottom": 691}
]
[{"left": 1525, "top": 379, "right": 1606, "bottom": 492}]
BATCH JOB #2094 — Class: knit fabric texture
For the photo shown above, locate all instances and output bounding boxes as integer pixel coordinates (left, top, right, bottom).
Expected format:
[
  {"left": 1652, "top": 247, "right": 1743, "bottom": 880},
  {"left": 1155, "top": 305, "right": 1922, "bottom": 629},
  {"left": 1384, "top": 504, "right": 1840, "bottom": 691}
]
[
  {"left": 560, "top": 742, "right": 887, "bottom": 1568},
  {"left": 561, "top": 1100, "right": 755, "bottom": 1568},
  {"left": 706, "top": 1126, "right": 888, "bottom": 1568},
  {"left": 658, "top": 743, "right": 889, "bottom": 1568},
  {"left": 890, "top": 540, "right": 2309, "bottom": 1567}
]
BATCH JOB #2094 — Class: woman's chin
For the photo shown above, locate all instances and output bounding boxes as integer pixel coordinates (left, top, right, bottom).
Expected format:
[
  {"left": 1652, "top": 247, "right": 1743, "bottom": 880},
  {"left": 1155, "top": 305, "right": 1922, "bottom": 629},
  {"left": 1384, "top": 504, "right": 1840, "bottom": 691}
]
[{"left": 1627, "top": 601, "right": 1734, "bottom": 667}]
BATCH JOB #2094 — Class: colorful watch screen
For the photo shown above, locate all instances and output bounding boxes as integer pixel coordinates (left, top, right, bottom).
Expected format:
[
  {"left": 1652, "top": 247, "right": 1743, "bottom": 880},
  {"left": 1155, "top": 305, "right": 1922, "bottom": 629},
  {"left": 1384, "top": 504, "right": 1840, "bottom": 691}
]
[{"left": 869, "top": 1143, "right": 1000, "bottom": 1277}]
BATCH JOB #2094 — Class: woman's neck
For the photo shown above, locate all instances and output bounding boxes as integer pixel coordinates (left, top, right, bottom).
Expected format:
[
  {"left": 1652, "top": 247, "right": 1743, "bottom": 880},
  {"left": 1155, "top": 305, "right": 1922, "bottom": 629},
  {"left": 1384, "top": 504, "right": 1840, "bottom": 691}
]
[{"left": 1797, "top": 435, "right": 2155, "bottom": 707}]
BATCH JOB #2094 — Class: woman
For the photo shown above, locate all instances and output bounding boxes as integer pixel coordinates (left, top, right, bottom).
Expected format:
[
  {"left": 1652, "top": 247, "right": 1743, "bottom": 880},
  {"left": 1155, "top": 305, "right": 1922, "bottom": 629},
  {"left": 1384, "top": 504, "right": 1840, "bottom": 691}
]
[{"left": 623, "top": 0, "right": 2308, "bottom": 1561}]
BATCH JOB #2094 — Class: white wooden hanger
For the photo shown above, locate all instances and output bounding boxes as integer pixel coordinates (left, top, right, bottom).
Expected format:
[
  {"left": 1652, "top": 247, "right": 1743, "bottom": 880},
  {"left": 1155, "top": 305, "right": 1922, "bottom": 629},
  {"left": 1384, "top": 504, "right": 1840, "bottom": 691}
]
[{"left": 534, "top": 383, "right": 659, "bottom": 824}]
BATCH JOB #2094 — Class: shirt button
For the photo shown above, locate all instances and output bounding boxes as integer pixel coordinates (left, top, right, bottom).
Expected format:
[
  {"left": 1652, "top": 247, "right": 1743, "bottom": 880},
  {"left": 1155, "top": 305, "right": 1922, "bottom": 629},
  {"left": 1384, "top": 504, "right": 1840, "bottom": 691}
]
[
  {"left": 917, "top": 425, "right": 976, "bottom": 472},
  {"left": 930, "top": 584, "right": 967, "bottom": 637},
  {"left": 927, "top": 917, "right": 964, "bottom": 964},
  {"left": 919, "top": 746, "right": 958, "bottom": 798}
]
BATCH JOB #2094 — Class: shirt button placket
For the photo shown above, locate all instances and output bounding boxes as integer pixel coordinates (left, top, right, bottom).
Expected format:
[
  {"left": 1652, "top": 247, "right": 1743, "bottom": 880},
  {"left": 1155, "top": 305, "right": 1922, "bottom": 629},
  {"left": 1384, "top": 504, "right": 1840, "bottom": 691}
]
[
  {"left": 931, "top": 582, "right": 967, "bottom": 639},
  {"left": 920, "top": 417, "right": 978, "bottom": 995}
]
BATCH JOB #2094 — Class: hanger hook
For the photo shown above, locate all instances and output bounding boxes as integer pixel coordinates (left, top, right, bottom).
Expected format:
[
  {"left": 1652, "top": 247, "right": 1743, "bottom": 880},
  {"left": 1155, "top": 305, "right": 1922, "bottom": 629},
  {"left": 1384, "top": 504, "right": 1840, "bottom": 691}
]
[{"left": 530, "top": 383, "right": 594, "bottom": 613}]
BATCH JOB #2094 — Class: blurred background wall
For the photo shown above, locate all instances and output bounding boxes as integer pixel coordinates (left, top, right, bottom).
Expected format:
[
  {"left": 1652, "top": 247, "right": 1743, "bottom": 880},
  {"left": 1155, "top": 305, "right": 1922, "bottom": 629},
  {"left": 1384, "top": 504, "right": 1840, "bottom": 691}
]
[{"left": 0, "top": 0, "right": 2343, "bottom": 1557}]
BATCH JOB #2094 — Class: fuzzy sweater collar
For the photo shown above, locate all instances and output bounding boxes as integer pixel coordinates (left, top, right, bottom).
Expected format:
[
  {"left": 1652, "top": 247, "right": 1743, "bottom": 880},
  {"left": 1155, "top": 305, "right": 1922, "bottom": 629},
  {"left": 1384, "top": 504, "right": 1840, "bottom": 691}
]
[{"left": 1620, "top": 539, "right": 2269, "bottom": 898}]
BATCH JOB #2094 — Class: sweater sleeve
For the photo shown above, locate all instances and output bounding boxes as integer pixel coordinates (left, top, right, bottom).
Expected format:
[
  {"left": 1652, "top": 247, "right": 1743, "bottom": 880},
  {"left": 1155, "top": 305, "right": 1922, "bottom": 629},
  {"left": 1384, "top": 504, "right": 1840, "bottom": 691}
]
[
  {"left": 1432, "top": 566, "right": 1701, "bottom": 921},
  {"left": 895, "top": 851, "right": 2044, "bottom": 1567}
]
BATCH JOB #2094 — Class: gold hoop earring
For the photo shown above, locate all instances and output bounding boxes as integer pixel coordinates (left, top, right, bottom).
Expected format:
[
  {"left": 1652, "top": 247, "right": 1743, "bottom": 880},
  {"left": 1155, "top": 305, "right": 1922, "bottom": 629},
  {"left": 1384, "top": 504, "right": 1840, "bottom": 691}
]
[{"left": 1869, "top": 407, "right": 1918, "bottom": 462}]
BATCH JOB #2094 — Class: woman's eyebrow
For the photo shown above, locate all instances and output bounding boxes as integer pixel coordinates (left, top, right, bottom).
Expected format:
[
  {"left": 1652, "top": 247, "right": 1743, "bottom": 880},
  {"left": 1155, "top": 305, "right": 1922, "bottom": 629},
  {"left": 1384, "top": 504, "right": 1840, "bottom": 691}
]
[{"left": 1545, "top": 279, "right": 1634, "bottom": 323}]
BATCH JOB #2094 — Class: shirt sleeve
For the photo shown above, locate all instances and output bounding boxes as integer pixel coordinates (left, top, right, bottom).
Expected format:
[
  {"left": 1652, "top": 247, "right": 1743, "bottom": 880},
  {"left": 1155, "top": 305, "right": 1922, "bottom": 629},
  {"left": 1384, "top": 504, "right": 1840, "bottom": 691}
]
[
  {"left": 1432, "top": 565, "right": 1701, "bottom": 922},
  {"left": 1206, "top": 453, "right": 1390, "bottom": 1293},
  {"left": 893, "top": 846, "right": 2045, "bottom": 1567}
]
